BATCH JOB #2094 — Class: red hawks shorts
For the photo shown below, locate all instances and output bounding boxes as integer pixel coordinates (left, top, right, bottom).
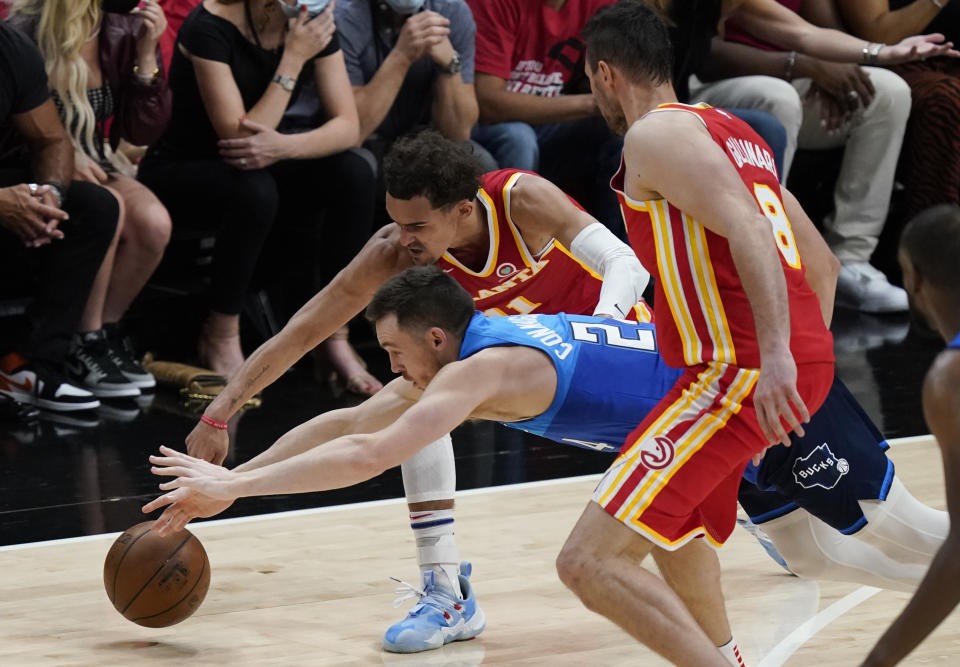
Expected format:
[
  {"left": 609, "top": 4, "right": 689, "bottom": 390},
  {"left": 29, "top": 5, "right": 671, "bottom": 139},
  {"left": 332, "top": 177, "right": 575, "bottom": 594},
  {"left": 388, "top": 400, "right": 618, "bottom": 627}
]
[{"left": 592, "top": 360, "right": 833, "bottom": 550}]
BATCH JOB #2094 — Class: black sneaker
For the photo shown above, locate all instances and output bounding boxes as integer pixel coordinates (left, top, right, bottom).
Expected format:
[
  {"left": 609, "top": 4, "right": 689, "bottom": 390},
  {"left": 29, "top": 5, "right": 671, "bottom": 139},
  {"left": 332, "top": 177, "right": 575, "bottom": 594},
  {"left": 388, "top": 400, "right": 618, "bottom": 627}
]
[
  {"left": 66, "top": 331, "right": 141, "bottom": 399},
  {"left": 0, "top": 353, "right": 100, "bottom": 412},
  {"left": 0, "top": 392, "right": 40, "bottom": 421},
  {"left": 103, "top": 323, "right": 156, "bottom": 389}
]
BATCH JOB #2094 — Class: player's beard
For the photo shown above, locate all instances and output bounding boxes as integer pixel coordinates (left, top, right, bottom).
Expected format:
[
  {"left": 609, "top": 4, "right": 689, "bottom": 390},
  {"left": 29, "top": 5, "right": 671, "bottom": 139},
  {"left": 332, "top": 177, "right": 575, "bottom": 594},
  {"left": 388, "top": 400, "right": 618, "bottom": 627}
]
[{"left": 596, "top": 95, "right": 628, "bottom": 136}]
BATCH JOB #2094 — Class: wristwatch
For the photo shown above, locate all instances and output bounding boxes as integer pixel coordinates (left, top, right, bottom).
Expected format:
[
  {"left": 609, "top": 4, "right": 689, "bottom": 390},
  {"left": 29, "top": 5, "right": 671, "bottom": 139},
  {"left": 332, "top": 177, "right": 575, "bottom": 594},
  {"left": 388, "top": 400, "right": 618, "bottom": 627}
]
[
  {"left": 271, "top": 73, "right": 297, "bottom": 92},
  {"left": 439, "top": 52, "right": 462, "bottom": 75},
  {"left": 42, "top": 181, "right": 65, "bottom": 208}
]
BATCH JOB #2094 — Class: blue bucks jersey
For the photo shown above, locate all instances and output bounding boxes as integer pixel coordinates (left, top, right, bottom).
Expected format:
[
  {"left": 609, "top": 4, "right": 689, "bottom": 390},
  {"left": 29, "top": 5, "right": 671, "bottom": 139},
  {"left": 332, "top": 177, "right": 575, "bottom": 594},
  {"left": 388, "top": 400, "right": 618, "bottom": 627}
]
[
  {"left": 458, "top": 312, "right": 683, "bottom": 452},
  {"left": 950, "top": 331, "right": 960, "bottom": 349}
]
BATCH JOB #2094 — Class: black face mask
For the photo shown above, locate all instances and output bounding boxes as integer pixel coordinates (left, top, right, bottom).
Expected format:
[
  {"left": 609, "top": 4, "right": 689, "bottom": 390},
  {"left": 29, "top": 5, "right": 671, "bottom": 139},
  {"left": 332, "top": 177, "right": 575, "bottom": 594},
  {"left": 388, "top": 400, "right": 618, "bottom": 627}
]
[{"left": 102, "top": 0, "right": 140, "bottom": 14}]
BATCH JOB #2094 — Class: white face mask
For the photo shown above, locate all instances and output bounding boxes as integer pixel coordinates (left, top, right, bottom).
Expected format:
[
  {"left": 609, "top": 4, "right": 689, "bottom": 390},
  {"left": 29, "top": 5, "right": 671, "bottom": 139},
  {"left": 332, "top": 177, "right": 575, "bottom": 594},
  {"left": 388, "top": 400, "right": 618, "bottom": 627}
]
[
  {"left": 276, "top": 0, "right": 332, "bottom": 19},
  {"left": 383, "top": 0, "right": 425, "bottom": 14}
]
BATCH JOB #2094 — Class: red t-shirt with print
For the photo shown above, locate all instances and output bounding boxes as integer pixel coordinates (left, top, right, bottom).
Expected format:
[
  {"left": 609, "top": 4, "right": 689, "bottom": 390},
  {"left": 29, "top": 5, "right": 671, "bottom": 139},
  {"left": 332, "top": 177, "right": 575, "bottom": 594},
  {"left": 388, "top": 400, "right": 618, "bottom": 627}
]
[{"left": 466, "top": 0, "right": 614, "bottom": 96}]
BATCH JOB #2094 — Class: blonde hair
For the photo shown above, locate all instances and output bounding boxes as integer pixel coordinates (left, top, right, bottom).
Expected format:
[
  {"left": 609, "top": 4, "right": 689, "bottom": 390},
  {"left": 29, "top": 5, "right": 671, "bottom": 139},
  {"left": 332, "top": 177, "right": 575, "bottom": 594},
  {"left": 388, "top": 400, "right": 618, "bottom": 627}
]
[{"left": 11, "top": 0, "right": 133, "bottom": 174}]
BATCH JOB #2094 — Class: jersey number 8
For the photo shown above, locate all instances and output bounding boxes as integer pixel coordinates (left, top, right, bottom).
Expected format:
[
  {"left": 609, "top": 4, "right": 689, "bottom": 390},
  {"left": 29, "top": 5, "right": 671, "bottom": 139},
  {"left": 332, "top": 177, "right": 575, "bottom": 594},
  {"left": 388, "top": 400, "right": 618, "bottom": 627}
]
[{"left": 754, "top": 183, "right": 801, "bottom": 270}]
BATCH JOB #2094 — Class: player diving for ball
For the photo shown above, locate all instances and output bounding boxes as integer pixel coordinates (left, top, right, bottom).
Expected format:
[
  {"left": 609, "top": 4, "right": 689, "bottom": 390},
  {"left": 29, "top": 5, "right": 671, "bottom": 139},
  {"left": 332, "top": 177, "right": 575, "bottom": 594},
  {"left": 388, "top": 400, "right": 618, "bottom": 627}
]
[
  {"left": 176, "top": 130, "right": 946, "bottom": 655},
  {"left": 148, "top": 267, "right": 946, "bottom": 665}
]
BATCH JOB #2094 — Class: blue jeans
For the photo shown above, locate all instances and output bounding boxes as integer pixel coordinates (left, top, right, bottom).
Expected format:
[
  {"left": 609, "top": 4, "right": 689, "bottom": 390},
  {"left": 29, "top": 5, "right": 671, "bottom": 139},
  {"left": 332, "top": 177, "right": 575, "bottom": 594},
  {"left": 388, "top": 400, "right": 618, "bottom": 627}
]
[
  {"left": 471, "top": 117, "right": 625, "bottom": 237},
  {"left": 471, "top": 122, "right": 539, "bottom": 172}
]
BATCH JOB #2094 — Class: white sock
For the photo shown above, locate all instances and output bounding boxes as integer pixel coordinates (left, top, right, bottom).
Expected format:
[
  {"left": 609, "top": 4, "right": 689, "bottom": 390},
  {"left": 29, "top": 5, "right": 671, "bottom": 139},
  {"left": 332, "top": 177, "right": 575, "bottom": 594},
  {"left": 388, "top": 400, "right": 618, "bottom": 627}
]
[
  {"left": 718, "top": 636, "right": 745, "bottom": 667},
  {"left": 410, "top": 509, "right": 462, "bottom": 599}
]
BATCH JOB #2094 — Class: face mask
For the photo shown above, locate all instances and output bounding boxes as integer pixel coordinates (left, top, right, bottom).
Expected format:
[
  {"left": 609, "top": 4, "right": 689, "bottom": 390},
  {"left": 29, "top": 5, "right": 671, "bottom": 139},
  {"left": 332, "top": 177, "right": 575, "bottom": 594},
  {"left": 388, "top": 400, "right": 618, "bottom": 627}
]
[
  {"left": 102, "top": 0, "right": 140, "bottom": 14},
  {"left": 383, "top": 0, "right": 425, "bottom": 14},
  {"left": 276, "top": 0, "right": 332, "bottom": 19}
]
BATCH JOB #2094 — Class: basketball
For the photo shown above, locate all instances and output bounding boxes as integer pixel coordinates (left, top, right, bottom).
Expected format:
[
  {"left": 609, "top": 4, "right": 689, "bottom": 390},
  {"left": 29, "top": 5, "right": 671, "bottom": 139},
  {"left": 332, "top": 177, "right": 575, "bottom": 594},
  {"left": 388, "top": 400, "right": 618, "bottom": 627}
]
[{"left": 103, "top": 521, "right": 211, "bottom": 628}]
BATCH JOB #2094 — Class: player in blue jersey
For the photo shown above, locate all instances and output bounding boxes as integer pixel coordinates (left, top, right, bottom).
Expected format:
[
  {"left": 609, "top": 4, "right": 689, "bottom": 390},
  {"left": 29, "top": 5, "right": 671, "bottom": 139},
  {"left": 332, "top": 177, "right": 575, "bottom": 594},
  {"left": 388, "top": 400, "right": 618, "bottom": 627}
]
[
  {"left": 144, "top": 265, "right": 951, "bottom": 663},
  {"left": 861, "top": 205, "right": 960, "bottom": 667}
]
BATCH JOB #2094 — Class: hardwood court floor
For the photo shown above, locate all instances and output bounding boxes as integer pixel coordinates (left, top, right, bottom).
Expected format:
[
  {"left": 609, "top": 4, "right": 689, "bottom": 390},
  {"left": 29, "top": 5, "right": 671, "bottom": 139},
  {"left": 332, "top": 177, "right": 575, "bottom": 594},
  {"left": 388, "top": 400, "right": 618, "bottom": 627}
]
[{"left": 0, "top": 437, "right": 954, "bottom": 666}]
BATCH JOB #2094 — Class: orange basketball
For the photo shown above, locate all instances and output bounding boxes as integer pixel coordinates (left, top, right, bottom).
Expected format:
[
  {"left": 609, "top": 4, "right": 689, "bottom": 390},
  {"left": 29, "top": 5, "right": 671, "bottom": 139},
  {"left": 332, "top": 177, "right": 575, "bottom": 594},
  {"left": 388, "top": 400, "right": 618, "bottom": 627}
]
[{"left": 103, "top": 521, "right": 210, "bottom": 627}]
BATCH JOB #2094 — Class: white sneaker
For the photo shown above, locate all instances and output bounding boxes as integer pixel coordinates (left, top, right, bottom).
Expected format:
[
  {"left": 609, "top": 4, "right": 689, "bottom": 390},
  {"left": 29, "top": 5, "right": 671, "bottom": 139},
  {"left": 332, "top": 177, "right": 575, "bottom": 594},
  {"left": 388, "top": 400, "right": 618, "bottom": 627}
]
[{"left": 835, "top": 263, "right": 908, "bottom": 314}]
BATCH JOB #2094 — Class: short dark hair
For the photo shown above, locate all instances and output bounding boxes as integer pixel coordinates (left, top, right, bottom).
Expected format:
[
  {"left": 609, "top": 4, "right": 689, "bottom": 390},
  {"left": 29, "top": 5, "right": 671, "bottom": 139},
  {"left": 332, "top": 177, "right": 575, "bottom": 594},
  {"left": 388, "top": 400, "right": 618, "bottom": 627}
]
[
  {"left": 900, "top": 204, "right": 960, "bottom": 292},
  {"left": 383, "top": 130, "right": 484, "bottom": 210},
  {"left": 365, "top": 266, "right": 476, "bottom": 338},
  {"left": 582, "top": 1, "right": 674, "bottom": 87}
]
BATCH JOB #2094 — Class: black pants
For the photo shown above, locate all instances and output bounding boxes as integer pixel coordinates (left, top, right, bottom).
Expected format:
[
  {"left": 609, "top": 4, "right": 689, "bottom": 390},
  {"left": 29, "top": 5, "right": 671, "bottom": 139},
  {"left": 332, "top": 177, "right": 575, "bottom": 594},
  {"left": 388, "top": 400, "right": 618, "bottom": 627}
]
[
  {"left": 0, "top": 169, "right": 119, "bottom": 365},
  {"left": 139, "top": 149, "right": 377, "bottom": 316}
]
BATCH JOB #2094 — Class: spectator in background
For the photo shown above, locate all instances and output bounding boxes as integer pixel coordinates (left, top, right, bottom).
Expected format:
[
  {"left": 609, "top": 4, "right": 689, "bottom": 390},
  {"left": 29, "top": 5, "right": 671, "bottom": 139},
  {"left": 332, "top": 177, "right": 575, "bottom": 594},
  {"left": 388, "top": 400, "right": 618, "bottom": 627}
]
[
  {"left": 336, "top": 0, "right": 480, "bottom": 156},
  {"left": 835, "top": 0, "right": 960, "bottom": 249},
  {"left": 138, "top": 0, "right": 377, "bottom": 391},
  {"left": 688, "top": 0, "right": 954, "bottom": 313},
  {"left": 10, "top": 0, "right": 173, "bottom": 394},
  {"left": 157, "top": 0, "right": 201, "bottom": 70},
  {"left": 0, "top": 21, "right": 120, "bottom": 411},
  {"left": 282, "top": 0, "right": 492, "bottom": 227},
  {"left": 466, "top": 0, "right": 624, "bottom": 235}
]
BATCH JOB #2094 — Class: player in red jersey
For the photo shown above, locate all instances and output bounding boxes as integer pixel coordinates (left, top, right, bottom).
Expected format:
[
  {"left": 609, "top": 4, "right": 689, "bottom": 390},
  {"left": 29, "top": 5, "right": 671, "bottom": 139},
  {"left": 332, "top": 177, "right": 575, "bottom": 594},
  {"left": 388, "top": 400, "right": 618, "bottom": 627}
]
[
  {"left": 178, "top": 129, "right": 651, "bottom": 652},
  {"left": 550, "top": 3, "right": 836, "bottom": 664}
]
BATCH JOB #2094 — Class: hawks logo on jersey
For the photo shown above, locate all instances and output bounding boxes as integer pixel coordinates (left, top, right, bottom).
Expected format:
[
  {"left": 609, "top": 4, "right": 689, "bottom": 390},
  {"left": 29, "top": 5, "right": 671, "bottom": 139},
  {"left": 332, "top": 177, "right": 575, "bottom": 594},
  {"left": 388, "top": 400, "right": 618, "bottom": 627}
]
[
  {"left": 611, "top": 104, "right": 832, "bottom": 368},
  {"left": 438, "top": 169, "right": 652, "bottom": 321}
]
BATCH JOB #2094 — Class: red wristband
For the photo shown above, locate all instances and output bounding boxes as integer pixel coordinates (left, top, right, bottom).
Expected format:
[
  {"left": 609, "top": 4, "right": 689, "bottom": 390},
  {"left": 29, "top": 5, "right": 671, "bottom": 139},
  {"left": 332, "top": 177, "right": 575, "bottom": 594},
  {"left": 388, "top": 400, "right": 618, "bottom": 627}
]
[{"left": 200, "top": 414, "right": 228, "bottom": 430}]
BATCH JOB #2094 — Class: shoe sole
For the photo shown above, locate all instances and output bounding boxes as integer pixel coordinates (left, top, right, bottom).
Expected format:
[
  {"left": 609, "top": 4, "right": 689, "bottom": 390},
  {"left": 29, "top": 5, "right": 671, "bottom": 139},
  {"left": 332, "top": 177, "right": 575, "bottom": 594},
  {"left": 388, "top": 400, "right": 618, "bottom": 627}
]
[
  {"left": 0, "top": 389, "right": 100, "bottom": 412},
  {"left": 82, "top": 386, "right": 141, "bottom": 398},
  {"left": 382, "top": 607, "right": 486, "bottom": 654},
  {"left": 36, "top": 397, "right": 101, "bottom": 411}
]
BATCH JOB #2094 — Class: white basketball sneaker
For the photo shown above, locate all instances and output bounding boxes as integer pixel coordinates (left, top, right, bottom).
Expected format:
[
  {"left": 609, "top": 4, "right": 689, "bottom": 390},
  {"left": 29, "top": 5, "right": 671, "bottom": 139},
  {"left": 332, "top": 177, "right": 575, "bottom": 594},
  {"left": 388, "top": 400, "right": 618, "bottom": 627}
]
[
  {"left": 383, "top": 562, "right": 486, "bottom": 653},
  {"left": 835, "top": 263, "right": 908, "bottom": 313}
]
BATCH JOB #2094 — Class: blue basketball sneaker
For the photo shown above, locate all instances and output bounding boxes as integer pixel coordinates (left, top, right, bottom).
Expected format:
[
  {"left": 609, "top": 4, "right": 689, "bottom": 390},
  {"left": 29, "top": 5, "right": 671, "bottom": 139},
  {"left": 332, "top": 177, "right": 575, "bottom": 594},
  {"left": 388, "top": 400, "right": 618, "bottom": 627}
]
[
  {"left": 737, "top": 517, "right": 795, "bottom": 574},
  {"left": 383, "top": 561, "right": 486, "bottom": 653}
]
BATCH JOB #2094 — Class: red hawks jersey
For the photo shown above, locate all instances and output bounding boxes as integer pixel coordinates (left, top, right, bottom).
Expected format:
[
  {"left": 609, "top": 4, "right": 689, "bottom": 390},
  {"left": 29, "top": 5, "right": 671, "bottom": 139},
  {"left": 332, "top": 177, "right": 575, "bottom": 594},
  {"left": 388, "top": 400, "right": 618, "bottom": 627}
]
[
  {"left": 438, "top": 169, "right": 652, "bottom": 321},
  {"left": 611, "top": 104, "right": 833, "bottom": 369}
]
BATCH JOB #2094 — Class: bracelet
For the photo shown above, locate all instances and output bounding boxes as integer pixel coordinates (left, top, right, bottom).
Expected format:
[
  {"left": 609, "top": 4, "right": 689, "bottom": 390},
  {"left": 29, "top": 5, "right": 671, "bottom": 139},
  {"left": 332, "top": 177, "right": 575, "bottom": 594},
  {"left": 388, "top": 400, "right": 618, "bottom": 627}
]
[
  {"left": 861, "top": 42, "right": 884, "bottom": 65},
  {"left": 200, "top": 414, "right": 229, "bottom": 430},
  {"left": 133, "top": 64, "right": 160, "bottom": 83},
  {"left": 41, "top": 180, "right": 65, "bottom": 207},
  {"left": 931, "top": 0, "right": 945, "bottom": 9},
  {"left": 783, "top": 51, "right": 798, "bottom": 81}
]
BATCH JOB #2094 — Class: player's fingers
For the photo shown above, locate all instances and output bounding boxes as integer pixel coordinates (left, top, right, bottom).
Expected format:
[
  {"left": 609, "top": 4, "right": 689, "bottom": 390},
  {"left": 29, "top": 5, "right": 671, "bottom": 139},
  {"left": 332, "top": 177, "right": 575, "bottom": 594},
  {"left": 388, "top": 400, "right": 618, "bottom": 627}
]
[
  {"left": 777, "top": 398, "right": 804, "bottom": 440},
  {"left": 142, "top": 494, "right": 173, "bottom": 513},
  {"left": 755, "top": 401, "right": 777, "bottom": 446},
  {"left": 763, "top": 398, "right": 791, "bottom": 447},
  {"left": 158, "top": 479, "right": 184, "bottom": 491}
]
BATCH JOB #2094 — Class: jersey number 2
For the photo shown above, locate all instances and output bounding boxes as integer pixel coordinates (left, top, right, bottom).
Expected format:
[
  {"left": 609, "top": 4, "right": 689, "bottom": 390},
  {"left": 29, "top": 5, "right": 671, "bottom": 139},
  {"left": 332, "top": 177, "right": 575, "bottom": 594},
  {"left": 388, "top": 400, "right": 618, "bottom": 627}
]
[
  {"left": 753, "top": 183, "right": 801, "bottom": 269},
  {"left": 570, "top": 322, "right": 656, "bottom": 351}
]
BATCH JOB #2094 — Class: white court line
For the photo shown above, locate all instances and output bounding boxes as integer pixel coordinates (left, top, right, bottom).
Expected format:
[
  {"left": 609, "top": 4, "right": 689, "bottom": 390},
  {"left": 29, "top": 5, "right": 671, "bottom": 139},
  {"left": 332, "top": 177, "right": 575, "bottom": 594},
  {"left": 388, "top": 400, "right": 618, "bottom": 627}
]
[
  {"left": 757, "top": 586, "right": 882, "bottom": 667},
  {"left": 0, "top": 473, "right": 603, "bottom": 552}
]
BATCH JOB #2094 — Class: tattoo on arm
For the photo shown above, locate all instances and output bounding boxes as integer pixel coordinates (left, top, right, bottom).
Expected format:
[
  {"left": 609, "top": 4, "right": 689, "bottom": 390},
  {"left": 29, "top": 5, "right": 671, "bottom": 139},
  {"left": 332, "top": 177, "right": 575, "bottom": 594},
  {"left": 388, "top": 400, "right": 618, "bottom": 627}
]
[{"left": 228, "top": 364, "right": 269, "bottom": 410}]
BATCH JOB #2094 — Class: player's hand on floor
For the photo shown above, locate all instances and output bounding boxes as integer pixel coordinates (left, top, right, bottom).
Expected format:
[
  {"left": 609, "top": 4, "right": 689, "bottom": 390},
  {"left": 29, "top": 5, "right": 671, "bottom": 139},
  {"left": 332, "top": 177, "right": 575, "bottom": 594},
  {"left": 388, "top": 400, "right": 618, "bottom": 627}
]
[
  {"left": 142, "top": 486, "right": 234, "bottom": 536},
  {"left": 148, "top": 445, "right": 241, "bottom": 500},
  {"left": 754, "top": 352, "right": 810, "bottom": 447}
]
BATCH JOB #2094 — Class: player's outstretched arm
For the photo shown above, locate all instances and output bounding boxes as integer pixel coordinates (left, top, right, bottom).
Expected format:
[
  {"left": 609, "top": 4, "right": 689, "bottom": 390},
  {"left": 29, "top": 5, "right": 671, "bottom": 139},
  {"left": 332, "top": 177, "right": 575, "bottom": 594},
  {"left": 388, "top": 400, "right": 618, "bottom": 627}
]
[
  {"left": 508, "top": 173, "right": 650, "bottom": 320},
  {"left": 185, "top": 226, "right": 407, "bottom": 465},
  {"left": 231, "top": 378, "right": 421, "bottom": 474},
  {"left": 625, "top": 112, "right": 808, "bottom": 447},
  {"left": 861, "top": 357, "right": 960, "bottom": 667},
  {"left": 143, "top": 378, "right": 422, "bottom": 534},
  {"left": 782, "top": 187, "right": 840, "bottom": 328},
  {"left": 150, "top": 359, "right": 496, "bottom": 515}
]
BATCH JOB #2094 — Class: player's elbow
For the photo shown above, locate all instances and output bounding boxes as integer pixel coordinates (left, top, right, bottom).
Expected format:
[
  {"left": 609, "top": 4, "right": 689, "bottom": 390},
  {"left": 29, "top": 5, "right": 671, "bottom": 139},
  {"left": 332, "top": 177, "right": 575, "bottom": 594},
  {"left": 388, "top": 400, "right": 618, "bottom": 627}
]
[{"left": 353, "top": 435, "right": 397, "bottom": 479}]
